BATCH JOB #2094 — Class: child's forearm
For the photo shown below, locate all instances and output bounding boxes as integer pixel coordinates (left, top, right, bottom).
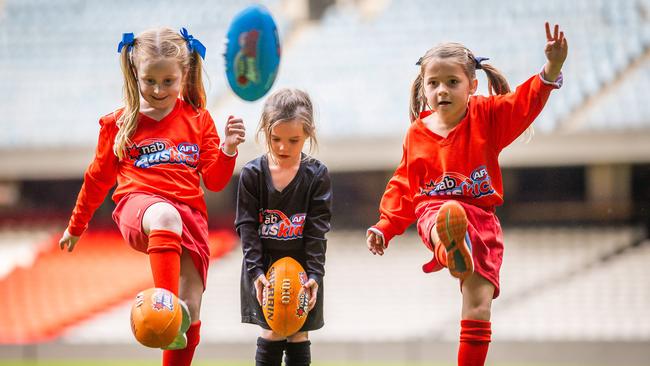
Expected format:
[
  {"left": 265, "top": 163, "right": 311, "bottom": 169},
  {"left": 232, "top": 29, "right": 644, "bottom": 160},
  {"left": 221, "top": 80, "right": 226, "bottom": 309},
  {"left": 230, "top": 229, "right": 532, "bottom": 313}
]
[{"left": 543, "top": 61, "right": 563, "bottom": 82}]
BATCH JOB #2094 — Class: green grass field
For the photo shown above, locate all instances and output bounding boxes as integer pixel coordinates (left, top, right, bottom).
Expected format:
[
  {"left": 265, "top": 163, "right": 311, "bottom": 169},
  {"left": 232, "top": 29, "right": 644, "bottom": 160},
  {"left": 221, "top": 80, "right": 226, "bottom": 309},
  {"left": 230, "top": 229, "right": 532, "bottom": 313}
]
[
  {"left": 0, "top": 364, "right": 520, "bottom": 366},
  {"left": 0, "top": 362, "right": 442, "bottom": 366},
  {"left": 0, "top": 362, "right": 587, "bottom": 366}
]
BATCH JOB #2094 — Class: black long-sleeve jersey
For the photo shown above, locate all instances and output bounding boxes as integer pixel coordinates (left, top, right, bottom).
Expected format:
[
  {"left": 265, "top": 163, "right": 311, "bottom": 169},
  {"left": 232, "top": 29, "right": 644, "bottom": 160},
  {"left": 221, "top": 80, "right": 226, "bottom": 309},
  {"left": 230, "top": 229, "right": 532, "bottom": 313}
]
[{"left": 235, "top": 154, "right": 332, "bottom": 284}]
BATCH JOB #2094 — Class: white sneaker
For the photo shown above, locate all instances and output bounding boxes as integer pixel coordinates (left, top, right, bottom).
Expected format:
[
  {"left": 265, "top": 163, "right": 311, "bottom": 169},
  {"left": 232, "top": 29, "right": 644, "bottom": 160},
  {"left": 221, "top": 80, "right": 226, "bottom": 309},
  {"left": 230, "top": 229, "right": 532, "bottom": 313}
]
[{"left": 161, "top": 299, "right": 191, "bottom": 350}]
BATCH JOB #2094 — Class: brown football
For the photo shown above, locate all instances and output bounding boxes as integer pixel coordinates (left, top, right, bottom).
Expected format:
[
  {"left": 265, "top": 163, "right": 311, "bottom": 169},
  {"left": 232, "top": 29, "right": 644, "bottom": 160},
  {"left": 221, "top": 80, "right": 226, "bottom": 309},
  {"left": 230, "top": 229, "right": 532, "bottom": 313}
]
[{"left": 262, "top": 256, "right": 310, "bottom": 337}]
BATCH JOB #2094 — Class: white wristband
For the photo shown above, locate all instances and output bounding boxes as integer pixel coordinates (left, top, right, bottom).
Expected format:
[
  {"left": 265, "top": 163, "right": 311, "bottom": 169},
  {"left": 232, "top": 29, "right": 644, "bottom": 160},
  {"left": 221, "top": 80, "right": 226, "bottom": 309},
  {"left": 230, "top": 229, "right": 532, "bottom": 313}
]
[{"left": 220, "top": 144, "right": 237, "bottom": 157}]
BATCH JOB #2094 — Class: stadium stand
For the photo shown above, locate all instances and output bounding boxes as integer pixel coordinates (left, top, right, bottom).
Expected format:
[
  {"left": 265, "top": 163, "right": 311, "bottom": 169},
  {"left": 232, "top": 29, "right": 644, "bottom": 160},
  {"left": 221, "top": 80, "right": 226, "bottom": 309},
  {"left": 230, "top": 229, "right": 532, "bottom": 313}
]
[
  {"left": 0, "top": 227, "right": 52, "bottom": 278},
  {"left": 206, "top": 0, "right": 650, "bottom": 171},
  {"left": 493, "top": 240, "right": 650, "bottom": 341},
  {"left": 2, "top": 0, "right": 650, "bottom": 177},
  {"left": 0, "top": 229, "right": 235, "bottom": 344},
  {"left": 214, "top": 0, "right": 650, "bottom": 134},
  {"left": 568, "top": 55, "right": 650, "bottom": 132},
  {"left": 0, "top": 0, "right": 282, "bottom": 149}
]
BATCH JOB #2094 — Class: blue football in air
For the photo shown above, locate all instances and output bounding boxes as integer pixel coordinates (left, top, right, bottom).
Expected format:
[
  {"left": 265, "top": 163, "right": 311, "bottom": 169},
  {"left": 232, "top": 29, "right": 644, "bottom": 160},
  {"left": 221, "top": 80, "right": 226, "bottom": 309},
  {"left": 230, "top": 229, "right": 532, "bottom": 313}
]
[{"left": 224, "top": 5, "right": 281, "bottom": 102}]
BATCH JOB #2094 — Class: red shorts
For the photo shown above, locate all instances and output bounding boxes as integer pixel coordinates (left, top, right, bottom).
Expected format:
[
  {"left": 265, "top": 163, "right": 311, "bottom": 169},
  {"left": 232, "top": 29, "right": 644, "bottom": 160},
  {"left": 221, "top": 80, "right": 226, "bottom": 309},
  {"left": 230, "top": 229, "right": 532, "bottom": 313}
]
[
  {"left": 416, "top": 200, "right": 504, "bottom": 298},
  {"left": 112, "top": 192, "right": 211, "bottom": 289}
]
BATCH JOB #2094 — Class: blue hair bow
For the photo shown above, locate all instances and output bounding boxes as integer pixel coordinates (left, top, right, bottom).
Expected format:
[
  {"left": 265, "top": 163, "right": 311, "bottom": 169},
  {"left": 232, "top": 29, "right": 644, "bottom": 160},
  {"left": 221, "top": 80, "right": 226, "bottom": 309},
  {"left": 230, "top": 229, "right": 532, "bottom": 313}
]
[
  {"left": 180, "top": 28, "right": 206, "bottom": 60},
  {"left": 474, "top": 56, "right": 489, "bottom": 69},
  {"left": 117, "top": 32, "right": 135, "bottom": 53}
]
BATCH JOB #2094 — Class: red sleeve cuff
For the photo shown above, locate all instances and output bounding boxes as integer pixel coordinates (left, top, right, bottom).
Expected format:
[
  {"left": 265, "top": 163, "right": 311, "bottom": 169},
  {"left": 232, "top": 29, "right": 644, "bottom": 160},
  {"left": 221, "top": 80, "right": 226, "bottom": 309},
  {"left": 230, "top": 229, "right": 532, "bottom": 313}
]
[{"left": 67, "top": 224, "right": 86, "bottom": 237}]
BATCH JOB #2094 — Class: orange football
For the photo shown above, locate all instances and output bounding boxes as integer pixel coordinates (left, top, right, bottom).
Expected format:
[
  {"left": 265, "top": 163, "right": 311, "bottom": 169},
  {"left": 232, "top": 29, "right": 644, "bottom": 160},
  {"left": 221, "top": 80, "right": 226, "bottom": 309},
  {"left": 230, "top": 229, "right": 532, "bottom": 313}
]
[
  {"left": 262, "top": 257, "right": 310, "bottom": 337},
  {"left": 130, "top": 288, "right": 182, "bottom": 348}
]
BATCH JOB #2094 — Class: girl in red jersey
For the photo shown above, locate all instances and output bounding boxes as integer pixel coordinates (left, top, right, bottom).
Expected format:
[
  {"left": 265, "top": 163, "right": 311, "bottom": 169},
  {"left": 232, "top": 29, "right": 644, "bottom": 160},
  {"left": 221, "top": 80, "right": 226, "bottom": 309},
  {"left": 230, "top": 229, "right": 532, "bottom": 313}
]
[
  {"left": 236, "top": 88, "right": 332, "bottom": 366},
  {"left": 367, "top": 22, "right": 568, "bottom": 366},
  {"left": 58, "top": 27, "right": 245, "bottom": 366}
]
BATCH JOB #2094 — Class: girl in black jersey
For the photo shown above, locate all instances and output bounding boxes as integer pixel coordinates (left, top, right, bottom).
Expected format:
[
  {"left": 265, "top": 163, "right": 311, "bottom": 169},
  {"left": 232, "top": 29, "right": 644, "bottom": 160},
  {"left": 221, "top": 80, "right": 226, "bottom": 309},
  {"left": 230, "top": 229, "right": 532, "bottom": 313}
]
[{"left": 235, "top": 88, "right": 332, "bottom": 366}]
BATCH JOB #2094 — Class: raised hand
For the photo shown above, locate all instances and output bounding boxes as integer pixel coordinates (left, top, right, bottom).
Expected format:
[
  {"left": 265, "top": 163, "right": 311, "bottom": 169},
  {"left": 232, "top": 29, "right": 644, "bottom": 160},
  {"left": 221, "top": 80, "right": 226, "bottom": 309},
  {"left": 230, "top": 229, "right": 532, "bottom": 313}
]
[
  {"left": 544, "top": 22, "right": 568, "bottom": 81},
  {"left": 223, "top": 115, "right": 246, "bottom": 156}
]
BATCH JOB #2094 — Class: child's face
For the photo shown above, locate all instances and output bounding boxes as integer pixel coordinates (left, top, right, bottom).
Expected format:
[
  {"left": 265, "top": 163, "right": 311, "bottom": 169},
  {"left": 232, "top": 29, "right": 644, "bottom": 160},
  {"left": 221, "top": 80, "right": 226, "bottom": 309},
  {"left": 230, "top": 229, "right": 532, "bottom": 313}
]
[
  {"left": 135, "top": 58, "right": 185, "bottom": 112},
  {"left": 269, "top": 119, "right": 307, "bottom": 162},
  {"left": 422, "top": 58, "right": 477, "bottom": 121}
]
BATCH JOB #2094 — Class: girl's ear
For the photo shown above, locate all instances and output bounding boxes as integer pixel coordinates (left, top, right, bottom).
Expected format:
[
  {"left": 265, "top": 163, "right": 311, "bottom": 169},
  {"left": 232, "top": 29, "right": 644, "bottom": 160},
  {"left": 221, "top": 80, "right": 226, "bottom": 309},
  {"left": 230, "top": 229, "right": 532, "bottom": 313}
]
[{"left": 469, "top": 78, "right": 478, "bottom": 95}]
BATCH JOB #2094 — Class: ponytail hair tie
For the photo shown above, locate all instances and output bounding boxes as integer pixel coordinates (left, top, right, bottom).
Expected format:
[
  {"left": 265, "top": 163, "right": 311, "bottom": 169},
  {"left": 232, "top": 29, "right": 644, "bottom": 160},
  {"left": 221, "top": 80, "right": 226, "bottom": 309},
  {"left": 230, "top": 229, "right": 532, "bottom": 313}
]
[
  {"left": 117, "top": 32, "right": 135, "bottom": 53},
  {"left": 474, "top": 56, "right": 489, "bottom": 69},
  {"left": 180, "top": 27, "right": 206, "bottom": 60},
  {"left": 415, "top": 57, "right": 423, "bottom": 66}
]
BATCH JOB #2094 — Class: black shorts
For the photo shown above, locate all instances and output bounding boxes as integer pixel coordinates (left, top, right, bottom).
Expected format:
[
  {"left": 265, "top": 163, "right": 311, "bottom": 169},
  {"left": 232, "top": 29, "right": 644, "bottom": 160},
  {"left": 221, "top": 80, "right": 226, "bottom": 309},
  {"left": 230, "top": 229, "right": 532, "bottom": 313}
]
[{"left": 240, "top": 250, "right": 324, "bottom": 332}]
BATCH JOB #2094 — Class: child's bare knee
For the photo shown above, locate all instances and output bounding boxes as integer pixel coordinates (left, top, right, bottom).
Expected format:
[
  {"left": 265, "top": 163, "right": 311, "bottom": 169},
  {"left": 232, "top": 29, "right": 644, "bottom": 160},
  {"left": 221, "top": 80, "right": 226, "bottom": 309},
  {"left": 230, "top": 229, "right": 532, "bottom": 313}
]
[
  {"left": 288, "top": 331, "right": 309, "bottom": 343},
  {"left": 144, "top": 203, "right": 182, "bottom": 234},
  {"left": 260, "top": 329, "right": 287, "bottom": 341}
]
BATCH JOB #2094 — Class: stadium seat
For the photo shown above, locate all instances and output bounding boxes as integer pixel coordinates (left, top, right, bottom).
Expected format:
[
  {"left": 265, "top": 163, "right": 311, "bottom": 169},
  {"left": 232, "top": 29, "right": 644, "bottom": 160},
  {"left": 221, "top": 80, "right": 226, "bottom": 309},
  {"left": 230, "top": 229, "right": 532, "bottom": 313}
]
[{"left": 0, "top": 229, "right": 236, "bottom": 344}]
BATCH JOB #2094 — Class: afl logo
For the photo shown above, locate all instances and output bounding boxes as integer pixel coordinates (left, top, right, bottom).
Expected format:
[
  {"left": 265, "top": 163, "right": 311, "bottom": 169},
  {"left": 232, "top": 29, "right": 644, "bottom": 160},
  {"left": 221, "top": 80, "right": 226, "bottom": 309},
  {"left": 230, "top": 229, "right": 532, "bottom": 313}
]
[
  {"left": 151, "top": 289, "right": 175, "bottom": 312},
  {"left": 178, "top": 143, "right": 199, "bottom": 154}
]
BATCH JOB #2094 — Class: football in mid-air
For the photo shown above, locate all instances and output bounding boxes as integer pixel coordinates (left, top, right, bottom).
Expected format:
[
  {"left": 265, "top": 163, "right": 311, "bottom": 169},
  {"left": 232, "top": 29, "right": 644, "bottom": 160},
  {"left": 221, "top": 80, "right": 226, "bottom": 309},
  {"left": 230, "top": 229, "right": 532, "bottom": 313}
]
[
  {"left": 130, "top": 288, "right": 182, "bottom": 348},
  {"left": 262, "top": 256, "right": 310, "bottom": 337},
  {"left": 224, "top": 4, "right": 281, "bottom": 101}
]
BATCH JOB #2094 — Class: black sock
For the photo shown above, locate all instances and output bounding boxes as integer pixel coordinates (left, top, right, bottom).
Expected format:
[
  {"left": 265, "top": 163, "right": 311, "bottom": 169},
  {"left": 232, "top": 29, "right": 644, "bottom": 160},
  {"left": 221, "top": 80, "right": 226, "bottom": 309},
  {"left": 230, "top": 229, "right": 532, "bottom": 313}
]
[
  {"left": 284, "top": 340, "right": 311, "bottom": 366},
  {"left": 255, "top": 337, "right": 287, "bottom": 366}
]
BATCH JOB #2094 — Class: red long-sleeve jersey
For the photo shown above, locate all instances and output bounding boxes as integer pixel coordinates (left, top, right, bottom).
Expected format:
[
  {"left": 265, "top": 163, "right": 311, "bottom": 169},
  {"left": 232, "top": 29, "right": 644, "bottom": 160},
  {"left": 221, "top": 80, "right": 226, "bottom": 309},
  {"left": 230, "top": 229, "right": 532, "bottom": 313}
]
[
  {"left": 373, "top": 74, "right": 561, "bottom": 245},
  {"left": 67, "top": 99, "right": 237, "bottom": 236}
]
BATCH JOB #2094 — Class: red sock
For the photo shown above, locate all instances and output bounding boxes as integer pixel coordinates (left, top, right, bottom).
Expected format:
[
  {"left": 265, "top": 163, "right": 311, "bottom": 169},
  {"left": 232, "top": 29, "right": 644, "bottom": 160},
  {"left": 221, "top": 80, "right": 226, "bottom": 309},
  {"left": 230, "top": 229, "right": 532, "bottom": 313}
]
[
  {"left": 147, "top": 230, "right": 182, "bottom": 296},
  {"left": 163, "top": 321, "right": 201, "bottom": 366},
  {"left": 458, "top": 319, "right": 491, "bottom": 366}
]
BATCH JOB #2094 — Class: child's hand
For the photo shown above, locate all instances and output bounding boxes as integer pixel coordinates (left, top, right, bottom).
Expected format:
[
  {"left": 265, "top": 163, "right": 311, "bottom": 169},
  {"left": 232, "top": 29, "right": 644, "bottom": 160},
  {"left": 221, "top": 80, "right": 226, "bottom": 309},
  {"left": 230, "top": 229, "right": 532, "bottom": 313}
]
[
  {"left": 303, "top": 279, "right": 318, "bottom": 311},
  {"left": 223, "top": 115, "right": 246, "bottom": 155},
  {"left": 254, "top": 274, "right": 271, "bottom": 306},
  {"left": 58, "top": 229, "right": 80, "bottom": 252},
  {"left": 366, "top": 230, "right": 386, "bottom": 256},
  {"left": 543, "top": 22, "right": 568, "bottom": 82}
]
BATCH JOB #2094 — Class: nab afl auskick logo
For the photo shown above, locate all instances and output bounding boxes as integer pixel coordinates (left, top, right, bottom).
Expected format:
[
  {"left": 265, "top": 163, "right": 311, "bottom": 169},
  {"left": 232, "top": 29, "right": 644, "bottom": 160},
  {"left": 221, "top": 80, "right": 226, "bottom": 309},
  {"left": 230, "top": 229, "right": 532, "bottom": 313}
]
[
  {"left": 419, "top": 166, "right": 495, "bottom": 199},
  {"left": 259, "top": 210, "right": 306, "bottom": 240},
  {"left": 128, "top": 139, "right": 200, "bottom": 169}
]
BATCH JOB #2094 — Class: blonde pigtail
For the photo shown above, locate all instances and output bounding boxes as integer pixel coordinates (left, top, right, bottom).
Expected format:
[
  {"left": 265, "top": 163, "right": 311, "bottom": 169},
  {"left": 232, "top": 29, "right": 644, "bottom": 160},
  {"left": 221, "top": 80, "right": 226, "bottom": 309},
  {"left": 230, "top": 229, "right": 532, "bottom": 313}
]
[
  {"left": 409, "top": 73, "right": 424, "bottom": 123},
  {"left": 114, "top": 48, "right": 141, "bottom": 160},
  {"left": 481, "top": 64, "right": 511, "bottom": 96},
  {"left": 183, "top": 52, "right": 206, "bottom": 110}
]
